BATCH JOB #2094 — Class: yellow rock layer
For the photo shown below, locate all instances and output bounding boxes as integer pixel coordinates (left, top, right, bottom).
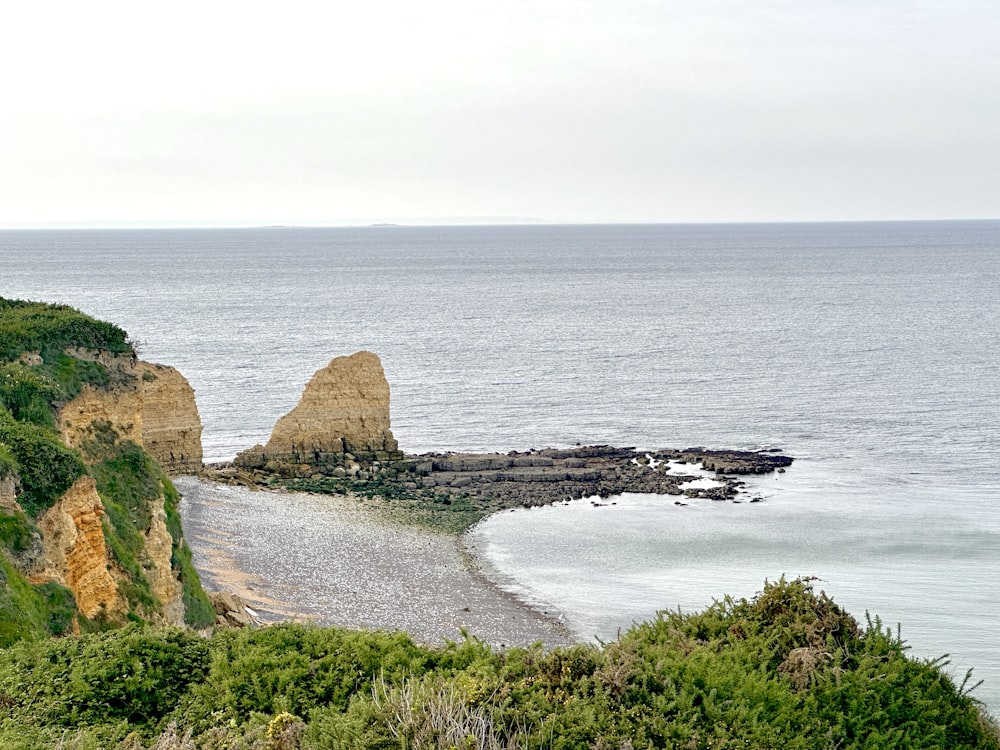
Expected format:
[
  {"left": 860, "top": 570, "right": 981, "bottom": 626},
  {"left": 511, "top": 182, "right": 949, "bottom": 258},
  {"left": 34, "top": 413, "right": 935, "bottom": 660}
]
[
  {"left": 59, "top": 359, "right": 203, "bottom": 473},
  {"left": 33, "top": 476, "right": 127, "bottom": 620},
  {"left": 262, "top": 351, "right": 396, "bottom": 455}
]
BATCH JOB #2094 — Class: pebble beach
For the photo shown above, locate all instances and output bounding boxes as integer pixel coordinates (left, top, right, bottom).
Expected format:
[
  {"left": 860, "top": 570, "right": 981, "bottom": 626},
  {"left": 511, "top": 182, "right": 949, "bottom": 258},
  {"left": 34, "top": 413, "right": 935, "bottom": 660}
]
[{"left": 174, "top": 477, "right": 574, "bottom": 647}]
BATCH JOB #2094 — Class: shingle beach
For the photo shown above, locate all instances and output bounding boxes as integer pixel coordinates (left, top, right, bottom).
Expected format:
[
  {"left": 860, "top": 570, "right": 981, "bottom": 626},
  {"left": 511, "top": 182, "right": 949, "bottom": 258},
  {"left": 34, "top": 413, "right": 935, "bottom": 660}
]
[{"left": 175, "top": 477, "right": 573, "bottom": 647}]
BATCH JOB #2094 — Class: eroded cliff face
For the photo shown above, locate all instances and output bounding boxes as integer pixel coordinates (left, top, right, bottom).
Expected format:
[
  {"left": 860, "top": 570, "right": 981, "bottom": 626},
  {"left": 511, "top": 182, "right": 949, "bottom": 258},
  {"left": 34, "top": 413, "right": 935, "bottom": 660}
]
[
  {"left": 33, "top": 476, "right": 127, "bottom": 621},
  {"left": 134, "top": 362, "right": 203, "bottom": 474},
  {"left": 45, "top": 349, "right": 200, "bottom": 625},
  {"left": 59, "top": 358, "right": 203, "bottom": 474},
  {"left": 144, "top": 496, "right": 185, "bottom": 625},
  {"left": 236, "top": 351, "right": 402, "bottom": 474},
  {"left": 11, "top": 476, "right": 186, "bottom": 627}
]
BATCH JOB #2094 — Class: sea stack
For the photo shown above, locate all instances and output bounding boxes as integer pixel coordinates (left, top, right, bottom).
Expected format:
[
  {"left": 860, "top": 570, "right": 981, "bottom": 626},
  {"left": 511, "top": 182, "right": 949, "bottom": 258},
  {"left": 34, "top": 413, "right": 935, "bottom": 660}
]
[{"left": 235, "top": 351, "right": 402, "bottom": 476}]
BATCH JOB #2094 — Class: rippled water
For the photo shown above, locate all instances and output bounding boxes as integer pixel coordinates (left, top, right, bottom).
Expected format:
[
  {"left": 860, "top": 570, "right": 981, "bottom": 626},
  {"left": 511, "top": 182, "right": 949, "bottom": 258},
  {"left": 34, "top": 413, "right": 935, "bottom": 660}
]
[{"left": 3, "top": 221, "right": 998, "bottom": 711}]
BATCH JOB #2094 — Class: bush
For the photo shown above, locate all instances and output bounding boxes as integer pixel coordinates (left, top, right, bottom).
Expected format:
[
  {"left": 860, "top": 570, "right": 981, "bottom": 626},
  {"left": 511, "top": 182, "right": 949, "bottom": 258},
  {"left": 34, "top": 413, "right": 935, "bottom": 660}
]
[
  {"left": 0, "top": 556, "right": 80, "bottom": 647},
  {"left": 0, "top": 298, "right": 132, "bottom": 363},
  {"left": 0, "top": 410, "right": 86, "bottom": 518},
  {"left": 0, "top": 624, "right": 210, "bottom": 732},
  {"left": 0, "top": 509, "right": 35, "bottom": 555},
  {"left": 0, "top": 362, "right": 58, "bottom": 427},
  {"left": 174, "top": 623, "right": 432, "bottom": 732},
  {"left": 2, "top": 575, "right": 998, "bottom": 749}
]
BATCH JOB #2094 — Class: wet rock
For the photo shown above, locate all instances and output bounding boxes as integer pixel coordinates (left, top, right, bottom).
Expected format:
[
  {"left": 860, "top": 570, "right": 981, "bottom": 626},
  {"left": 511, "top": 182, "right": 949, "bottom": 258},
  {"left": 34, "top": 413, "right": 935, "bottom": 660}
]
[{"left": 210, "top": 591, "right": 256, "bottom": 628}]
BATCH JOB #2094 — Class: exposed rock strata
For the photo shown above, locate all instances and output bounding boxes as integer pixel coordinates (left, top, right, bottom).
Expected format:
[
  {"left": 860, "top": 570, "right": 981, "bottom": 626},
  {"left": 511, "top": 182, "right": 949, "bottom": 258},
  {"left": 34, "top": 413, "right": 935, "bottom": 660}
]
[
  {"left": 219, "top": 445, "right": 793, "bottom": 513},
  {"left": 33, "top": 476, "right": 128, "bottom": 621},
  {"left": 398, "top": 446, "right": 792, "bottom": 508},
  {"left": 134, "top": 362, "right": 203, "bottom": 473},
  {"left": 59, "top": 356, "right": 203, "bottom": 473},
  {"left": 222, "top": 351, "right": 791, "bottom": 510},
  {"left": 144, "top": 496, "right": 186, "bottom": 626},
  {"left": 235, "top": 351, "right": 402, "bottom": 473}
]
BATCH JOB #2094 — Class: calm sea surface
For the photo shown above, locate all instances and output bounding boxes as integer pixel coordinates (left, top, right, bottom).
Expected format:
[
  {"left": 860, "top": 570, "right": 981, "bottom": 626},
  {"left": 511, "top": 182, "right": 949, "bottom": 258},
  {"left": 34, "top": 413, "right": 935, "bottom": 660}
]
[{"left": 2, "top": 222, "right": 998, "bottom": 712}]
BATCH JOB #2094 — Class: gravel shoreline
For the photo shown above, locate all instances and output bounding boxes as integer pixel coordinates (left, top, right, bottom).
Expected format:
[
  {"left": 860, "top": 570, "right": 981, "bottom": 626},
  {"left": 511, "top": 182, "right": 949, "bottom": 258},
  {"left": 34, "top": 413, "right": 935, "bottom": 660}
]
[{"left": 174, "top": 477, "right": 574, "bottom": 647}]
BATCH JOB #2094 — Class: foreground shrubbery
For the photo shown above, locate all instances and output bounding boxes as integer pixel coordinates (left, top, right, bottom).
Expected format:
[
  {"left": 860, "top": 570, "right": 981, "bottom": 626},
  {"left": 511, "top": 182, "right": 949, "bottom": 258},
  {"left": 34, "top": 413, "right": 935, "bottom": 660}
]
[{"left": 0, "top": 579, "right": 995, "bottom": 749}]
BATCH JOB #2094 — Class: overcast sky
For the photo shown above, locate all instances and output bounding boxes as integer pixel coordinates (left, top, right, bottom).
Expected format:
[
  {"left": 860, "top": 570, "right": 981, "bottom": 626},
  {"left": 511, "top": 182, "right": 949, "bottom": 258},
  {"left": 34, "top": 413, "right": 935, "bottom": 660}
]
[{"left": 2, "top": 0, "right": 998, "bottom": 226}]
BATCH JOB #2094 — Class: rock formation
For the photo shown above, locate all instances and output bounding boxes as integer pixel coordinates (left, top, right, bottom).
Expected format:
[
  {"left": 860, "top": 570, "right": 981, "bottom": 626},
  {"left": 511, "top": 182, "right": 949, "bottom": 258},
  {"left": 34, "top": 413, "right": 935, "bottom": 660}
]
[
  {"left": 0, "top": 474, "right": 19, "bottom": 511},
  {"left": 134, "top": 362, "right": 203, "bottom": 473},
  {"left": 59, "top": 356, "right": 203, "bottom": 473},
  {"left": 209, "top": 591, "right": 257, "bottom": 628},
  {"left": 33, "top": 476, "right": 128, "bottom": 621},
  {"left": 235, "top": 351, "right": 403, "bottom": 475},
  {"left": 143, "top": 496, "right": 186, "bottom": 625}
]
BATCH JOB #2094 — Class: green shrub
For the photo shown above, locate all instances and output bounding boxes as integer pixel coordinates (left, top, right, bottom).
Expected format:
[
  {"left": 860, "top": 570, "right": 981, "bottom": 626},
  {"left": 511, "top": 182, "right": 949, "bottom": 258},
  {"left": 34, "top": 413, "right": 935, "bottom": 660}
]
[
  {"left": 1, "top": 576, "right": 997, "bottom": 749},
  {"left": 0, "top": 556, "right": 80, "bottom": 646},
  {"left": 0, "top": 410, "right": 86, "bottom": 518},
  {"left": 172, "top": 623, "right": 432, "bottom": 734},
  {"left": 0, "top": 362, "right": 57, "bottom": 427},
  {"left": 34, "top": 582, "right": 78, "bottom": 637},
  {"left": 0, "top": 298, "right": 133, "bottom": 363},
  {"left": 0, "top": 624, "right": 210, "bottom": 732},
  {"left": 0, "top": 556, "right": 48, "bottom": 647},
  {"left": 47, "top": 353, "right": 113, "bottom": 401},
  {"left": 88, "top": 429, "right": 160, "bottom": 533},
  {"left": 0, "top": 509, "right": 35, "bottom": 555},
  {"left": 0, "top": 442, "right": 14, "bottom": 478}
]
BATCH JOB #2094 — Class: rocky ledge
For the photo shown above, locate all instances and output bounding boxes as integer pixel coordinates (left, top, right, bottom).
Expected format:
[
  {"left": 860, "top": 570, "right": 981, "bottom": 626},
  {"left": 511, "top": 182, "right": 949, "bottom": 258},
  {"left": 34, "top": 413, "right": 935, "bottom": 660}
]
[
  {"left": 399, "top": 445, "right": 791, "bottom": 507},
  {"left": 212, "top": 444, "right": 792, "bottom": 518}
]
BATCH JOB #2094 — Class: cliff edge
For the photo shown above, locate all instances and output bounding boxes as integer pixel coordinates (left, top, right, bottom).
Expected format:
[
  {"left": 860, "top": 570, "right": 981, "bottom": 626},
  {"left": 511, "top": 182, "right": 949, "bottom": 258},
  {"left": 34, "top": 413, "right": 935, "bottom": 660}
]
[{"left": 59, "top": 354, "right": 203, "bottom": 474}]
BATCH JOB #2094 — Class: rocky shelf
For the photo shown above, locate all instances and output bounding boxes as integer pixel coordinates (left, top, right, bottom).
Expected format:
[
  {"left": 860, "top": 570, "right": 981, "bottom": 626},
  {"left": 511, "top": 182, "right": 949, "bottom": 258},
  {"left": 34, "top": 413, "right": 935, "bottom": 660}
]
[{"left": 206, "top": 444, "right": 793, "bottom": 526}]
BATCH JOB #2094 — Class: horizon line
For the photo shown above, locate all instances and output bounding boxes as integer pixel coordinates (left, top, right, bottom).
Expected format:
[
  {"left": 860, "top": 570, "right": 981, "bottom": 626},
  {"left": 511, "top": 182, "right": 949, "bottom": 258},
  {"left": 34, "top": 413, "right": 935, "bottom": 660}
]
[{"left": 3, "top": 216, "right": 1000, "bottom": 230}]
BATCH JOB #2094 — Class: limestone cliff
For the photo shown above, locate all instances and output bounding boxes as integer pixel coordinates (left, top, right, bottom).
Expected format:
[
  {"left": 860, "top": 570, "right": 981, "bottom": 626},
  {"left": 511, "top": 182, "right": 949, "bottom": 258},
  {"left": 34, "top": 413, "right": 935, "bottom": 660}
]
[
  {"left": 59, "top": 357, "right": 203, "bottom": 473},
  {"left": 143, "top": 494, "right": 186, "bottom": 625},
  {"left": 134, "top": 362, "right": 203, "bottom": 473},
  {"left": 33, "top": 476, "right": 128, "bottom": 621},
  {"left": 236, "top": 351, "right": 402, "bottom": 474}
]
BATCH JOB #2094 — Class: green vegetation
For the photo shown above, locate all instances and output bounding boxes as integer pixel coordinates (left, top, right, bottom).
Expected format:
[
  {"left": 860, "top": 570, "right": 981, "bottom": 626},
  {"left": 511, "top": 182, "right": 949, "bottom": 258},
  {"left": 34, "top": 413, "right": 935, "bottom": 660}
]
[
  {"left": 162, "top": 479, "right": 216, "bottom": 629},
  {"left": 0, "top": 361, "right": 58, "bottom": 427},
  {"left": 0, "top": 579, "right": 994, "bottom": 749},
  {"left": 0, "top": 297, "right": 135, "bottom": 406},
  {"left": 0, "top": 556, "right": 79, "bottom": 648},
  {"left": 0, "top": 297, "right": 133, "bottom": 362},
  {"left": 0, "top": 408, "right": 87, "bottom": 518},
  {"left": 82, "top": 422, "right": 215, "bottom": 628}
]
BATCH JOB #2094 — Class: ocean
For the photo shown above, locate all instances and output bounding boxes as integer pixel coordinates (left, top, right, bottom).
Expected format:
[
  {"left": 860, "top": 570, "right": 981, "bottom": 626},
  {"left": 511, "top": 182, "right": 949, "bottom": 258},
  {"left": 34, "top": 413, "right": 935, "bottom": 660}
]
[{"left": 2, "top": 221, "right": 998, "bottom": 713}]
